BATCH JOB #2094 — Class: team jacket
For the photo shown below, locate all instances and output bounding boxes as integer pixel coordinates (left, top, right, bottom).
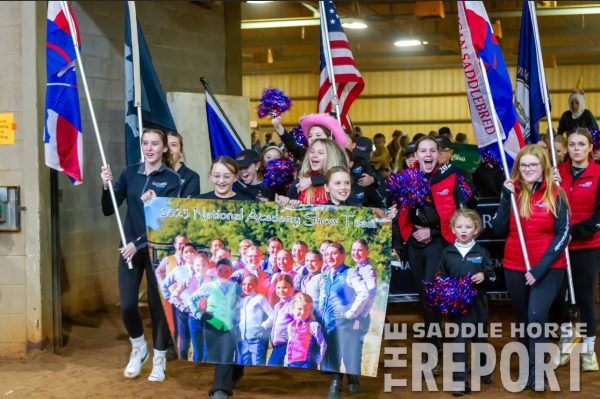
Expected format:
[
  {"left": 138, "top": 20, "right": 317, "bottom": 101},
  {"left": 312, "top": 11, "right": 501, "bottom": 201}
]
[
  {"left": 492, "top": 181, "right": 569, "bottom": 280},
  {"left": 439, "top": 242, "right": 495, "bottom": 284},
  {"left": 177, "top": 163, "right": 200, "bottom": 198},
  {"left": 398, "top": 164, "right": 469, "bottom": 244},
  {"left": 558, "top": 160, "right": 600, "bottom": 250},
  {"left": 102, "top": 163, "right": 181, "bottom": 250}
]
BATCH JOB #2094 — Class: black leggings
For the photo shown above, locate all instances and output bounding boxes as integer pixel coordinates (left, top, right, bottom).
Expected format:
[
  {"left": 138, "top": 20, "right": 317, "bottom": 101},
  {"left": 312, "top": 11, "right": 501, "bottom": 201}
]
[
  {"left": 571, "top": 248, "right": 600, "bottom": 336},
  {"left": 118, "top": 250, "right": 170, "bottom": 351},
  {"left": 505, "top": 268, "right": 565, "bottom": 376},
  {"left": 408, "top": 237, "right": 447, "bottom": 346}
]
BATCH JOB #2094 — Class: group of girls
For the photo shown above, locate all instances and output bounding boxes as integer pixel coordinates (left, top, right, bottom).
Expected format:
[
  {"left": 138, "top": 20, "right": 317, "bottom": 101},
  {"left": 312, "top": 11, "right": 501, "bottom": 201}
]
[
  {"left": 393, "top": 129, "right": 600, "bottom": 394},
  {"left": 100, "top": 114, "right": 600, "bottom": 397},
  {"left": 100, "top": 113, "right": 393, "bottom": 399}
]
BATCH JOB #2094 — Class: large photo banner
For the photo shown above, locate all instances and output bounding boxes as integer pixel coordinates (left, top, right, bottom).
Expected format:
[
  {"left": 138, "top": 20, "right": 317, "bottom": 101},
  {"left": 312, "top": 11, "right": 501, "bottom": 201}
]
[{"left": 144, "top": 198, "right": 392, "bottom": 377}]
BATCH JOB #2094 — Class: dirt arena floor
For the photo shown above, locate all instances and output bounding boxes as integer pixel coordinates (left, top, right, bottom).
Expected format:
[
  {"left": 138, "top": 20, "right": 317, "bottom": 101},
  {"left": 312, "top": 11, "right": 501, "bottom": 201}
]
[{"left": 0, "top": 301, "right": 598, "bottom": 398}]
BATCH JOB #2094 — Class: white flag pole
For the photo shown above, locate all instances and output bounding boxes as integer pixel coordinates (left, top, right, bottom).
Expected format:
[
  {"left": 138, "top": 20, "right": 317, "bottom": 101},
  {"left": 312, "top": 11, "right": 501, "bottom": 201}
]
[
  {"left": 318, "top": 1, "right": 342, "bottom": 126},
  {"left": 529, "top": 2, "right": 576, "bottom": 305},
  {"left": 127, "top": 1, "right": 144, "bottom": 163},
  {"left": 60, "top": 1, "right": 133, "bottom": 269},
  {"left": 478, "top": 58, "right": 532, "bottom": 273}
]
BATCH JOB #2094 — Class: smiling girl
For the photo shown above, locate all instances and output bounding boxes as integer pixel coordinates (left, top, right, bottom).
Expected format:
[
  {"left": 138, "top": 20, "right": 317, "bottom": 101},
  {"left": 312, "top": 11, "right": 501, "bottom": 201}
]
[
  {"left": 396, "top": 135, "right": 474, "bottom": 375},
  {"left": 100, "top": 127, "right": 181, "bottom": 382},
  {"left": 285, "top": 139, "right": 347, "bottom": 205},
  {"left": 492, "top": 144, "right": 570, "bottom": 390}
]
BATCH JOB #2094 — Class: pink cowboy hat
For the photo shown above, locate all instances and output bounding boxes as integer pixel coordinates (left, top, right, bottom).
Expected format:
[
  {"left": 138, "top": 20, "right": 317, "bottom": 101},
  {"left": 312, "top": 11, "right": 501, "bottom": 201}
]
[{"left": 299, "top": 113, "right": 348, "bottom": 148}]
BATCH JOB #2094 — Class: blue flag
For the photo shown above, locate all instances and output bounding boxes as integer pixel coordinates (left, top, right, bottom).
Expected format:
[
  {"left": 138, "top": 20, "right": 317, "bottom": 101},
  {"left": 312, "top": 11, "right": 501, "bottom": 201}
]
[
  {"left": 124, "top": 4, "right": 176, "bottom": 165},
  {"left": 206, "top": 92, "right": 244, "bottom": 159},
  {"left": 515, "top": 1, "right": 547, "bottom": 144}
]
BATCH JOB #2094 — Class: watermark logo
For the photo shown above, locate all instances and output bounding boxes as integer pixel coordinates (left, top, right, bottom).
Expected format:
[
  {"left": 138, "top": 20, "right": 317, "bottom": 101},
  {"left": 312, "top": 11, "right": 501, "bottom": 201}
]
[{"left": 383, "top": 322, "right": 585, "bottom": 393}]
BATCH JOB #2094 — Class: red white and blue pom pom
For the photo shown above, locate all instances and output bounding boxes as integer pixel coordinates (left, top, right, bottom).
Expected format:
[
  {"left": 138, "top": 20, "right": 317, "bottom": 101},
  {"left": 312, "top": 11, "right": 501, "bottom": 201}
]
[
  {"left": 424, "top": 273, "right": 478, "bottom": 315},
  {"left": 455, "top": 174, "right": 474, "bottom": 202},
  {"left": 479, "top": 147, "right": 501, "bottom": 169},
  {"left": 287, "top": 124, "right": 307, "bottom": 162},
  {"left": 589, "top": 127, "right": 600, "bottom": 151},
  {"left": 387, "top": 166, "right": 432, "bottom": 210},
  {"left": 263, "top": 158, "right": 296, "bottom": 195},
  {"left": 257, "top": 87, "right": 293, "bottom": 119}
]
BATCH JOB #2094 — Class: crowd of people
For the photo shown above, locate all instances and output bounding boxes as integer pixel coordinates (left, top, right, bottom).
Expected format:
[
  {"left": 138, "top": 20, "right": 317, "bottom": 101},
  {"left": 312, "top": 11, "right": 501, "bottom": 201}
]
[{"left": 99, "top": 88, "right": 600, "bottom": 398}]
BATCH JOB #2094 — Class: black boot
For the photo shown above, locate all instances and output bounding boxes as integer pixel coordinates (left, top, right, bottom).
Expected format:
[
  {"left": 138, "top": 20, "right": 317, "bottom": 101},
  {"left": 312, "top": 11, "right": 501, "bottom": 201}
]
[
  {"left": 328, "top": 373, "right": 343, "bottom": 399},
  {"left": 347, "top": 374, "right": 360, "bottom": 394}
]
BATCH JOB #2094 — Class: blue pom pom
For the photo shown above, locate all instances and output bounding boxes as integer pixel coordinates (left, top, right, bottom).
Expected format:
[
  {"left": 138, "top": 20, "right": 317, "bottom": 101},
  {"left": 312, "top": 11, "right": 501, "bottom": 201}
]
[
  {"left": 288, "top": 124, "right": 307, "bottom": 162},
  {"left": 387, "top": 166, "right": 431, "bottom": 210},
  {"left": 455, "top": 174, "right": 474, "bottom": 202},
  {"left": 424, "top": 273, "right": 478, "bottom": 315},
  {"left": 479, "top": 147, "right": 501, "bottom": 169},
  {"left": 263, "top": 158, "right": 296, "bottom": 195},
  {"left": 257, "top": 87, "right": 293, "bottom": 119},
  {"left": 589, "top": 127, "right": 600, "bottom": 151}
]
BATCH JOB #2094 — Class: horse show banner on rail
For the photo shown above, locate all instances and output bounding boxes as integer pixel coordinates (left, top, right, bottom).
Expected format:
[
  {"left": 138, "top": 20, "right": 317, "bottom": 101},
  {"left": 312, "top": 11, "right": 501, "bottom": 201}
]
[{"left": 145, "top": 197, "right": 392, "bottom": 377}]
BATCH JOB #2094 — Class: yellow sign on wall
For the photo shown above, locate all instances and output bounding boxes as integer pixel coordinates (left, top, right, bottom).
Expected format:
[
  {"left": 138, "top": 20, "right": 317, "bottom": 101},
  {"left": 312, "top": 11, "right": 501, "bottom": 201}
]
[{"left": 0, "top": 113, "right": 15, "bottom": 145}]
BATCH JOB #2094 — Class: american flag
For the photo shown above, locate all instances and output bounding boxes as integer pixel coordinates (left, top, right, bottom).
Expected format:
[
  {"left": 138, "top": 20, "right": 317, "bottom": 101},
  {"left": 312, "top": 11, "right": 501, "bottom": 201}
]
[{"left": 318, "top": 0, "right": 364, "bottom": 131}]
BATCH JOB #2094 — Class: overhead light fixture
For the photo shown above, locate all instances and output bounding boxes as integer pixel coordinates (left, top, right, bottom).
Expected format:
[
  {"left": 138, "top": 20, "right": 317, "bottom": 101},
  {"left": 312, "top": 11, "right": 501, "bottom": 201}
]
[
  {"left": 242, "top": 17, "right": 367, "bottom": 30},
  {"left": 247, "top": 1, "right": 273, "bottom": 4},
  {"left": 342, "top": 18, "right": 368, "bottom": 30},
  {"left": 394, "top": 39, "right": 423, "bottom": 47}
]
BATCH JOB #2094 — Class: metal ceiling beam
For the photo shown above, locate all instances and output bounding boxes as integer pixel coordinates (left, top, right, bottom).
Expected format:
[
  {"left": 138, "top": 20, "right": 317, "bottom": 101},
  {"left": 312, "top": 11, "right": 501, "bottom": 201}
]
[{"left": 242, "top": 4, "right": 600, "bottom": 29}]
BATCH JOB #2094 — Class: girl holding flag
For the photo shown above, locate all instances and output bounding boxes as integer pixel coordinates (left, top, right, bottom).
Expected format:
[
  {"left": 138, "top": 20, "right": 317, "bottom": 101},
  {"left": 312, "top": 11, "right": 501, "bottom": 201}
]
[
  {"left": 492, "top": 144, "right": 570, "bottom": 390},
  {"left": 100, "top": 127, "right": 181, "bottom": 382}
]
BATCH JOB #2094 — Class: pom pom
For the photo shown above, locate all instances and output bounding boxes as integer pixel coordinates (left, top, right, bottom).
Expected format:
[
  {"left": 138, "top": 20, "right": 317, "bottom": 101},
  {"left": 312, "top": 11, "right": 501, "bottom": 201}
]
[
  {"left": 387, "top": 166, "right": 431, "bottom": 210},
  {"left": 263, "top": 158, "right": 296, "bottom": 195},
  {"left": 479, "top": 147, "right": 501, "bottom": 169},
  {"left": 455, "top": 174, "right": 474, "bottom": 202},
  {"left": 287, "top": 124, "right": 307, "bottom": 162},
  {"left": 589, "top": 127, "right": 600, "bottom": 151},
  {"left": 257, "top": 87, "right": 293, "bottom": 119},
  {"left": 424, "top": 273, "right": 478, "bottom": 315}
]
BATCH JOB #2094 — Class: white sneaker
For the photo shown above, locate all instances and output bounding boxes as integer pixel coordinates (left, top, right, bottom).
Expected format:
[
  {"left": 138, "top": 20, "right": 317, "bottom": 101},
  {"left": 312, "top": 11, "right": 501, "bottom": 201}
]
[
  {"left": 124, "top": 342, "right": 148, "bottom": 378},
  {"left": 148, "top": 353, "right": 167, "bottom": 382}
]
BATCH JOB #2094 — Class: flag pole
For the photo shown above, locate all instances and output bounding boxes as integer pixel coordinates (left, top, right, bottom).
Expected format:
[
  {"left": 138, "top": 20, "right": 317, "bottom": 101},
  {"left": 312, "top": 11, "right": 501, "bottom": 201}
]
[
  {"left": 478, "top": 58, "right": 532, "bottom": 273},
  {"left": 60, "top": 1, "right": 133, "bottom": 269},
  {"left": 127, "top": 1, "right": 144, "bottom": 163},
  {"left": 529, "top": 2, "right": 576, "bottom": 305},
  {"left": 199, "top": 77, "right": 247, "bottom": 150},
  {"left": 318, "top": 1, "right": 342, "bottom": 126}
]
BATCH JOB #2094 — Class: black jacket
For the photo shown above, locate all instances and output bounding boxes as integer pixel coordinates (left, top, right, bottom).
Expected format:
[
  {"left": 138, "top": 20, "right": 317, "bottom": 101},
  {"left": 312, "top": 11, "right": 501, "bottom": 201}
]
[
  {"left": 439, "top": 242, "right": 495, "bottom": 284},
  {"left": 177, "top": 163, "right": 200, "bottom": 198},
  {"left": 102, "top": 163, "right": 181, "bottom": 250},
  {"left": 233, "top": 180, "right": 274, "bottom": 202}
]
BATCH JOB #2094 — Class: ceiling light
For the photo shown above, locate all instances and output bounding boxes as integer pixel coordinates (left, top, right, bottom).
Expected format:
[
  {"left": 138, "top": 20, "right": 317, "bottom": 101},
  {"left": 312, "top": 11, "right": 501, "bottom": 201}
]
[
  {"left": 247, "top": 1, "right": 273, "bottom": 4},
  {"left": 394, "top": 39, "right": 422, "bottom": 47},
  {"left": 342, "top": 19, "right": 368, "bottom": 30}
]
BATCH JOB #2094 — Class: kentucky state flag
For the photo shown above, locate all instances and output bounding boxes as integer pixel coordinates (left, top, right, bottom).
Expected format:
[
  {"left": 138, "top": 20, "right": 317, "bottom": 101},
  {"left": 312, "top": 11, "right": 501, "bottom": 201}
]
[{"left": 515, "top": 1, "right": 548, "bottom": 144}]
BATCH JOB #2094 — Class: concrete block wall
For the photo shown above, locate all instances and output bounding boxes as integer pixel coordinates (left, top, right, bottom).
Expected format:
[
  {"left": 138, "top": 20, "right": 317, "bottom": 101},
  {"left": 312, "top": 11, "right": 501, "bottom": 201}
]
[
  {"left": 59, "top": 1, "right": 240, "bottom": 317},
  {"left": 0, "top": 2, "right": 50, "bottom": 355}
]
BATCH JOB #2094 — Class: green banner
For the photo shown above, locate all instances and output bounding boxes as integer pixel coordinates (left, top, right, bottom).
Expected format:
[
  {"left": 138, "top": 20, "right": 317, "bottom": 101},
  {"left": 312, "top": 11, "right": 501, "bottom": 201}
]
[{"left": 450, "top": 143, "right": 481, "bottom": 173}]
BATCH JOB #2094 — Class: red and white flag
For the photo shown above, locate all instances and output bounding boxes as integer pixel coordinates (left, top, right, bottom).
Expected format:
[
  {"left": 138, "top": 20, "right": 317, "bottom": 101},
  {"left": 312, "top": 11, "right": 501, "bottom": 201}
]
[{"left": 318, "top": 0, "right": 364, "bottom": 131}]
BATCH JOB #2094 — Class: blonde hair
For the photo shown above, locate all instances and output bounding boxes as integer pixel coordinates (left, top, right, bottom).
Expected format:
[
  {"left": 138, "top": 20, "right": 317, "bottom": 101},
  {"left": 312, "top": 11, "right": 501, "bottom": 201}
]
[
  {"left": 450, "top": 209, "right": 482, "bottom": 237},
  {"left": 291, "top": 292, "right": 315, "bottom": 320},
  {"left": 510, "top": 144, "right": 567, "bottom": 218},
  {"left": 298, "top": 139, "right": 347, "bottom": 203}
]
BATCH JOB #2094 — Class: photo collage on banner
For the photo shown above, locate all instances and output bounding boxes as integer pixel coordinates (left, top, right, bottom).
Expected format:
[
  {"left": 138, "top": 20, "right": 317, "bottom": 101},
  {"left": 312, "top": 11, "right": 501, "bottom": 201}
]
[{"left": 145, "top": 197, "right": 392, "bottom": 377}]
